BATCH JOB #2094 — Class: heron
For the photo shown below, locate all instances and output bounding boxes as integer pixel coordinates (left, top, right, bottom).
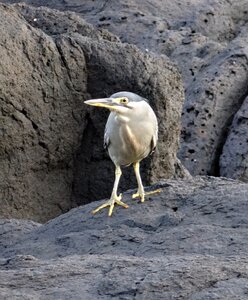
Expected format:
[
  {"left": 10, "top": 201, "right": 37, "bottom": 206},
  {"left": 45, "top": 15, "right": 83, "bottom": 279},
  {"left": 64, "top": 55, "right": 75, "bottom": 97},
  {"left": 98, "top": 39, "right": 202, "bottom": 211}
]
[{"left": 84, "top": 91, "right": 160, "bottom": 216}]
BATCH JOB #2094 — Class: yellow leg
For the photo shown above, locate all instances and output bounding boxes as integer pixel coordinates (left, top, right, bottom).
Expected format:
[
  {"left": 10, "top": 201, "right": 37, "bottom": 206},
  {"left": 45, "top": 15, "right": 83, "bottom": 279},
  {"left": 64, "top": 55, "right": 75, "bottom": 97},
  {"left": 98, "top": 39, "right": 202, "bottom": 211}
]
[
  {"left": 132, "top": 161, "right": 161, "bottom": 202},
  {"left": 92, "top": 165, "right": 129, "bottom": 216}
]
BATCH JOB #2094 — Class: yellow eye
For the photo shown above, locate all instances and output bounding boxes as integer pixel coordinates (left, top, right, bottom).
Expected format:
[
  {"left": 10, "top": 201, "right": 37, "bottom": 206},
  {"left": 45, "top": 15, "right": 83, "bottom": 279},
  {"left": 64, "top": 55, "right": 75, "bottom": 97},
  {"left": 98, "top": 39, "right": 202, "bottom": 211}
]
[{"left": 120, "top": 97, "right": 128, "bottom": 104}]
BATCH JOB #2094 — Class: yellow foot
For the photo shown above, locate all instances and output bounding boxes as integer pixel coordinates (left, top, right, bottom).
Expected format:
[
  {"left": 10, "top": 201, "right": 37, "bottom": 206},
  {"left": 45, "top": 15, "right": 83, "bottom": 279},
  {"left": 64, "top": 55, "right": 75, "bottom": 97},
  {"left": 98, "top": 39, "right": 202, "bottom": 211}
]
[
  {"left": 92, "top": 194, "right": 129, "bottom": 217},
  {"left": 132, "top": 189, "right": 161, "bottom": 203}
]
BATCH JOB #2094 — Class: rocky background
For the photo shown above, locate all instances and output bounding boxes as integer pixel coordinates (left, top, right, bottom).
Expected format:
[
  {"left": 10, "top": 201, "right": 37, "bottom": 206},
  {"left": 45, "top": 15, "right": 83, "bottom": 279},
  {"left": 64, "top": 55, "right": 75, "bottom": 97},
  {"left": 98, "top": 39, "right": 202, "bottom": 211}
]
[
  {"left": 2, "top": 0, "right": 248, "bottom": 179},
  {"left": 0, "top": 1, "right": 248, "bottom": 299},
  {"left": 0, "top": 0, "right": 248, "bottom": 222}
]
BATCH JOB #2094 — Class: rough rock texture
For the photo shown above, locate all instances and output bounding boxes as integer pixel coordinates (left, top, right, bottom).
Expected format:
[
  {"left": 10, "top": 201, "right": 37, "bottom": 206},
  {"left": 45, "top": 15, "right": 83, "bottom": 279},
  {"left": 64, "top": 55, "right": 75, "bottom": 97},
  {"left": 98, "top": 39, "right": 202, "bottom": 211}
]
[
  {"left": 1, "top": 177, "right": 248, "bottom": 299},
  {"left": 0, "top": 4, "right": 86, "bottom": 222},
  {"left": 220, "top": 96, "right": 248, "bottom": 181},
  {"left": 5, "top": 0, "right": 248, "bottom": 180},
  {"left": 180, "top": 50, "right": 248, "bottom": 175},
  {"left": 179, "top": 31, "right": 248, "bottom": 176},
  {"left": 0, "top": 3, "right": 184, "bottom": 222}
]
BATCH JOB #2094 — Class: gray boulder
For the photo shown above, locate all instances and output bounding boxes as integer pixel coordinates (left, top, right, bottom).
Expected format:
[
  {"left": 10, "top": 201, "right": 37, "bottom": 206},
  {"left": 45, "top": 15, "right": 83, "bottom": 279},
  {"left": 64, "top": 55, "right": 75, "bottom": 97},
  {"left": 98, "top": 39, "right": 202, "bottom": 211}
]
[
  {"left": 179, "top": 37, "right": 248, "bottom": 176},
  {"left": 0, "top": 3, "right": 84, "bottom": 222},
  {"left": 220, "top": 95, "right": 248, "bottom": 181},
  {"left": 0, "top": 3, "right": 184, "bottom": 222}
]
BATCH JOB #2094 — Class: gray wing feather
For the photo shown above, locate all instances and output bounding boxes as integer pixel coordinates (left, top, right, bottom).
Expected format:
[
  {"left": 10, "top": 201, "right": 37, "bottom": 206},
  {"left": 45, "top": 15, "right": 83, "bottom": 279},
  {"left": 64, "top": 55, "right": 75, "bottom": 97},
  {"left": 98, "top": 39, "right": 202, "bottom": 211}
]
[{"left": 104, "top": 129, "right": 110, "bottom": 150}]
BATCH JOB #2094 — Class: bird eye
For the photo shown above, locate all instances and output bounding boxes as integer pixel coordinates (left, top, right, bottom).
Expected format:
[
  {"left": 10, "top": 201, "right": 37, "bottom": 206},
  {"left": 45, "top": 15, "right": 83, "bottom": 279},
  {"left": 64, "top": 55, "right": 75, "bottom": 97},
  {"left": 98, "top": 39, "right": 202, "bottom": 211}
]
[{"left": 120, "top": 98, "right": 128, "bottom": 104}]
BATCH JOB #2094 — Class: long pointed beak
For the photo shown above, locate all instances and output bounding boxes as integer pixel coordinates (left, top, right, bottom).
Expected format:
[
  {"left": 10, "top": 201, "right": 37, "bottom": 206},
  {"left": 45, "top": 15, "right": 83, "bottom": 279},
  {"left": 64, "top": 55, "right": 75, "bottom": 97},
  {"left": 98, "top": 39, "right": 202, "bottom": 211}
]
[{"left": 84, "top": 98, "right": 116, "bottom": 110}]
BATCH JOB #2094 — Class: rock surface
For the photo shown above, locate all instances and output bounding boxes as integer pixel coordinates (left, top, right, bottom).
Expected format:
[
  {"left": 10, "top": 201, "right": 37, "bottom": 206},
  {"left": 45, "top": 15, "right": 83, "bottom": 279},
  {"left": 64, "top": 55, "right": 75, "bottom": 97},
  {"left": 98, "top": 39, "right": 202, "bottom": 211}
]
[
  {"left": 1, "top": 177, "right": 248, "bottom": 299},
  {"left": 220, "top": 96, "right": 248, "bottom": 181},
  {"left": 0, "top": 3, "right": 184, "bottom": 222},
  {"left": 4, "top": 0, "right": 248, "bottom": 180}
]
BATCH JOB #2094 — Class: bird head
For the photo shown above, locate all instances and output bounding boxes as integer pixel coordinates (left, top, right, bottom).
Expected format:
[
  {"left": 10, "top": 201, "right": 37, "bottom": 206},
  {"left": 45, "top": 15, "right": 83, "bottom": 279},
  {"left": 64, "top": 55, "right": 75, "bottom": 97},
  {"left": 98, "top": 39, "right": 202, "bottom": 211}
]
[
  {"left": 84, "top": 92, "right": 148, "bottom": 115},
  {"left": 84, "top": 96, "right": 131, "bottom": 113}
]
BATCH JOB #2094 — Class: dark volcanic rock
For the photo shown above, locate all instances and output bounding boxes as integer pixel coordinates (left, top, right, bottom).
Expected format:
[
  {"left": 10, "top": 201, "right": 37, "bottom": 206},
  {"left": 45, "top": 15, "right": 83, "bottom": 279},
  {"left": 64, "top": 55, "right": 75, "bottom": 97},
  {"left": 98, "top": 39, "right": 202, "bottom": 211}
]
[
  {"left": 0, "top": 3, "right": 184, "bottom": 222},
  {"left": 0, "top": 4, "right": 86, "bottom": 222},
  {"left": 179, "top": 48, "right": 248, "bottom": 176},
  {"left": 220, "top": 95, "right": 248, "bottom": 181},
  {"left": 3, "top": 0, "right": 246, "bottom": 46},
  {"left": 0, "top": 219, "right": 40, "bottom": 255},
  {"left": 179, "top": 30, "right": 248, "bottom": 176},
  {"left": 0, "top": 177, "right": 248, "bottom": 299}
]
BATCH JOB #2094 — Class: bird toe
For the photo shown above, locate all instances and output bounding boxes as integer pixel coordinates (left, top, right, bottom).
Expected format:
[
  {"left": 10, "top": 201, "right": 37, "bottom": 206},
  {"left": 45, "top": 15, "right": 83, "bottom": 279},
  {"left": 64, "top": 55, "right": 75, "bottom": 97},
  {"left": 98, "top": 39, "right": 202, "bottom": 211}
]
[{"left": 92, "top": 196, "right": 128, "bottom": 217}]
